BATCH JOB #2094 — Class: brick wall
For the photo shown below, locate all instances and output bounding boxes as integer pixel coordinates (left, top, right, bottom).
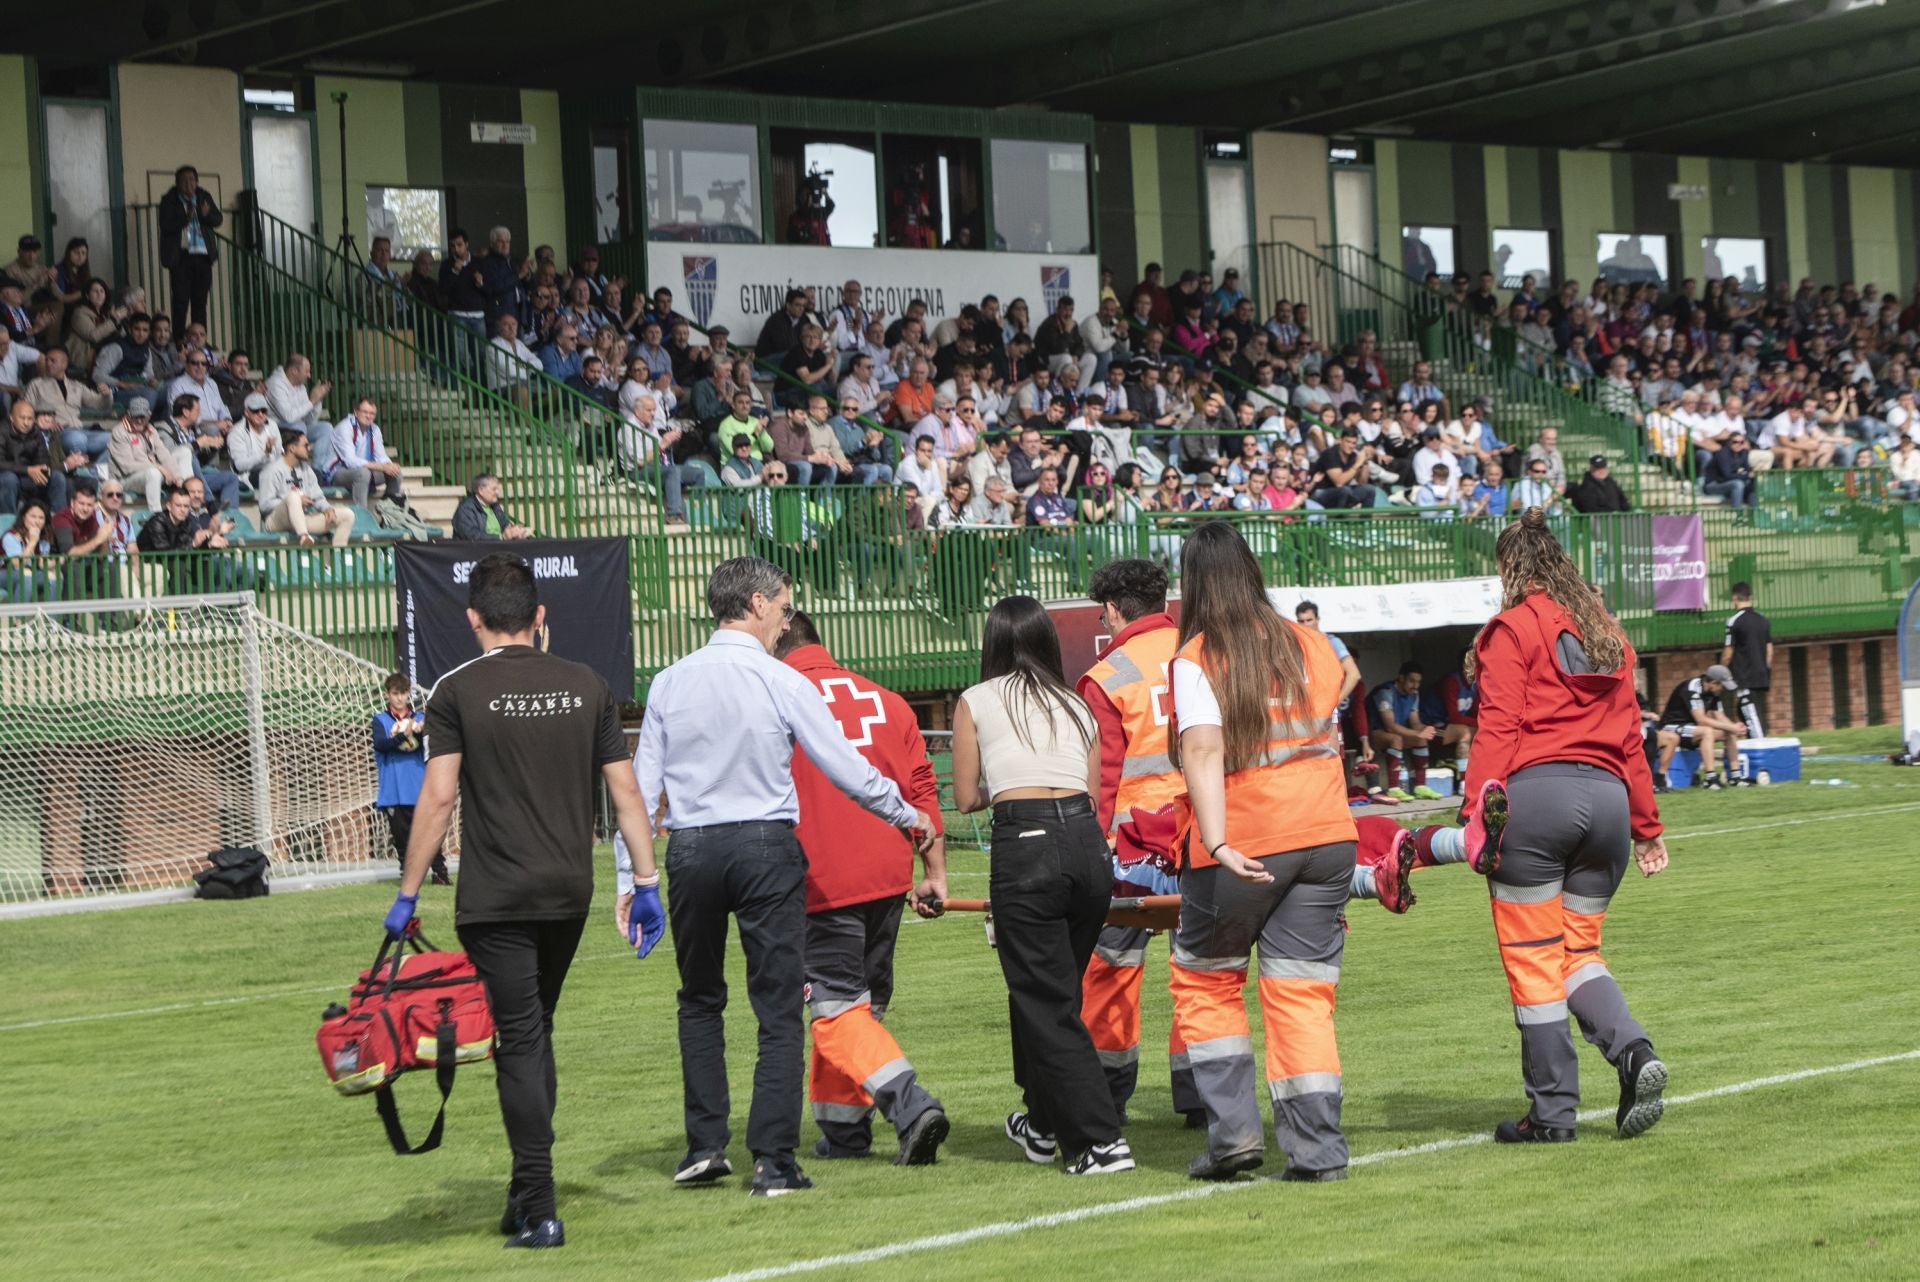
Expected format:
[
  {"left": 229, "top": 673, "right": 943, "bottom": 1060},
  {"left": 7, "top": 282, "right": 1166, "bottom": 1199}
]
[{"left": 1643, "top": 633, "right": 1901, "bottom": 733}]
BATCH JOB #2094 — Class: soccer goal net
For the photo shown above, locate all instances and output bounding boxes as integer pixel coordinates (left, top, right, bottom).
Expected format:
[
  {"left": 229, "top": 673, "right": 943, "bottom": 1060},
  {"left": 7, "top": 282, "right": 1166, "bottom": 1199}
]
[{"left": 0, "top": 593, "right": 450, "bottom": 905}]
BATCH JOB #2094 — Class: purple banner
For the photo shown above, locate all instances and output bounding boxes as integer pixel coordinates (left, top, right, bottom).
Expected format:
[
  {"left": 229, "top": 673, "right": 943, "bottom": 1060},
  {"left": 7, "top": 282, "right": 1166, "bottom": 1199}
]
[{"left": 1651, "top": 514, "right": 1708, "bottom": 611}]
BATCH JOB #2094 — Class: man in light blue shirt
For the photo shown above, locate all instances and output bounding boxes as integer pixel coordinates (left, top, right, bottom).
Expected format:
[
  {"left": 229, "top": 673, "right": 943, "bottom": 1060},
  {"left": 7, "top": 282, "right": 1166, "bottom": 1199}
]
[{"left": 627, "top": 556, "right": 934, "bottom": 1197}]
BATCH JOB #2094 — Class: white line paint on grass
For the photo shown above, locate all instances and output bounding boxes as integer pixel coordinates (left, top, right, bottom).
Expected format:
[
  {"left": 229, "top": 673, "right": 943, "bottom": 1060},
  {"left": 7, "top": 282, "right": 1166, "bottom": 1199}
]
[
  {"left": 698, "top": 1049, "right": 1920, "bottom": 1282},
  {"left": 1665, "top": 800, "right": 1920, "bottom": 842}
]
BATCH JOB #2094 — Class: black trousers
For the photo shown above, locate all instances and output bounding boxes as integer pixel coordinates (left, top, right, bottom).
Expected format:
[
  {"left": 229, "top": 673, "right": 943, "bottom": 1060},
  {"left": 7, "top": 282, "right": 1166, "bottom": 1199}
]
[
  {"left": 381, "top": 804, "right": 447, "bottom": 877},
  {"left": 989, "top": 794, "right": 1123, "bottom": 1158},
  {"left": 169, "top": 254, "right": 214, "bottom": 333},
  {"left": 455, "top": 915, "right": 586, "bottom": 1223},
  {"left": 666, "top": 820, "right": 808, "bottom": 1161}
]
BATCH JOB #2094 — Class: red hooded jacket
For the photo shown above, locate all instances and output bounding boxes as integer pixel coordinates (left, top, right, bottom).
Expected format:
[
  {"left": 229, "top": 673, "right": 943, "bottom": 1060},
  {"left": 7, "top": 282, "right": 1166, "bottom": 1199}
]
[
  {"left": 1461, "top": 592, "right": 1662, "bottom": 841},
  {"left": 784, "top": 644, "right": 944, "bottom": 912}
]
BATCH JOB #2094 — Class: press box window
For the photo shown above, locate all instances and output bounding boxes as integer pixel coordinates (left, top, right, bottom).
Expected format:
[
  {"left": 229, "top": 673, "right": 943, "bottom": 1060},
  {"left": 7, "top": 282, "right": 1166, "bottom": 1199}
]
[
  {"left": 643, "top": 120, "right": 762, "bottom": 243},
  {"left": 770, "top": 128, "right": 878, "bottom": 249},
  {"left": 990, "top": 140, "right": 1091, "bottom": 254}
]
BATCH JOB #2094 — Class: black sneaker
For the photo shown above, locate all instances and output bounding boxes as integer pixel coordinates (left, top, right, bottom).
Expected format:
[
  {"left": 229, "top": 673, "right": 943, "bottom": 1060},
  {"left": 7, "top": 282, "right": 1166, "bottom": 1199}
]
[
  {"left": 812, "top": 1135, "right": 872, "bottom": 1160},
  {"left": 1615, "top": 1041, "right": 1668, "bottom": 1138},
  {"left": 498, "top": 1192, "right": 523, "bottom": 1236},
  {"left": 1182, "top": 1109, "right": 1208, "bottom": 1130},
  {"left": 895, "top": 1107, "right": 950, "bottom": 1166},
  {"left": 1188, "top": 1148, "right": 1263, "bottom": 1181},
  {"left": 1700, "top": 773, "right": 1725, "bottom": 792},
  {"left": 748, "top": 1157, "right": 815, "bottom": 1197},
  {"left": 1004, "top": 1111, "right": 1058, "bottom": 1164},
  {"left": 673, "top": 1151, "right": 733, "bottom": 1185},
  {"left": 1064, "top": 1138, "right": 1136, "bottom": 1175},
  {"left": 502, "top": 1217, "right": 564, "bottom": 1249},
  {"left": 1279, "top": 1165, "right": 1348, "bottom": 1182},
  {"left": 1494, "top": 1116, "right": 1575, "bottom": 1143}
]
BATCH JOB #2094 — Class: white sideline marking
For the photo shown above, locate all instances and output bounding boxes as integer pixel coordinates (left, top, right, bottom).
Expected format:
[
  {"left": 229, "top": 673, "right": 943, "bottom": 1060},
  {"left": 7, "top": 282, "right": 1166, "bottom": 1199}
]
[
  {"left": 1665, "top": 800, "right": 1920, "bottom": 842},
  {"left": 0, "top": 984, "right": 346, "bottom": 1032},
  {"left": 699, "top": 1049, "right": 1920, "bottom": 1282}
]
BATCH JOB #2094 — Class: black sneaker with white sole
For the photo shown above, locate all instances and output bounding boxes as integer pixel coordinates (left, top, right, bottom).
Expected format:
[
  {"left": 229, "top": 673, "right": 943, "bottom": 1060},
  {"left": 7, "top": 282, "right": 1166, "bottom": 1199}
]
[
  {"left": 1615, "top": 1041, "right": 1668, "bottom": 1138},
  {"left": 1064, "top": 1139, "right": 1135, "bottom": 1175},
  {"left": 747, "top": 1158, "right": 815, "bottom": 1197},
  {"left": 1494, "top": 1116, "right": 1575, "bottom": 1143},
  {"left": 673, "top": 1151, "right": 734, "bottom": 1185},
  {"left": 1004, "top": 1111, "right": 1058, "bottom": 1164}
]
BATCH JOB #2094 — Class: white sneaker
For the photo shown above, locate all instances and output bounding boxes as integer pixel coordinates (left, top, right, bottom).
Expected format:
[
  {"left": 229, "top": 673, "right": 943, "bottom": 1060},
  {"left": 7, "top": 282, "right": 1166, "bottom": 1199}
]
[
  {"left": 1004, "top": 1111, "right": 1058, "bottom": 1164},
  {"left": 1065, "top": 1139, "right": 1136, "bottom": 1175}
]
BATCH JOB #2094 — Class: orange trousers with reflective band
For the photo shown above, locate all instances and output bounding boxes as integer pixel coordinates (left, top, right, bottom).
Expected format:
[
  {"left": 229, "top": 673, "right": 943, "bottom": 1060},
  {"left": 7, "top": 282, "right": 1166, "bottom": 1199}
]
[{"left": 1079, "top": 924, "right": 1199, "bottom": 1115}]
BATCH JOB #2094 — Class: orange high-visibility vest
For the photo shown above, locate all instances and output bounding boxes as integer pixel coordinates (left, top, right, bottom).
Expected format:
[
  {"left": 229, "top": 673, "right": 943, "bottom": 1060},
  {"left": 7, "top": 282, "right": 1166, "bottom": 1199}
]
[
  {"left": 1174, "top": 624, "right": 1357, "bottom": 868},
  {"left": 1085, "top": 625, "right": 1186, "bottom": 823}
]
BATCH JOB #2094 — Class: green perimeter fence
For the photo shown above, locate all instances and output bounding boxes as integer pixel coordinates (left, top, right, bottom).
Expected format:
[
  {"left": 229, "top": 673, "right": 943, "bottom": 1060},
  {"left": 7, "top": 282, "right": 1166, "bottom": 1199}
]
[{"left": 8, "top": 499, "right": 1913, "bottom": 696}]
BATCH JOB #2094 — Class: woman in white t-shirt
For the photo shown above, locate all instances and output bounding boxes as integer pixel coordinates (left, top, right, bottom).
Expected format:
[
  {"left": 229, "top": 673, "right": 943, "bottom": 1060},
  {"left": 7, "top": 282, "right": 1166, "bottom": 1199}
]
[{"left": 951, "top": 595, "right": 1135, "bottom": 1177}]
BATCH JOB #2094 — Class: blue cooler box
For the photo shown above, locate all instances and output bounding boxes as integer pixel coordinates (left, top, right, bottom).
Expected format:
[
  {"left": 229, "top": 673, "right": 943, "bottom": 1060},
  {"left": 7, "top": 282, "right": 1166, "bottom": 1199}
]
[
  {"left": 1736, "top": 737, "right": 1801, "bottom": 785},
  {"left": 1666, "top": 749, "right": 1702, "bottom": 790}
]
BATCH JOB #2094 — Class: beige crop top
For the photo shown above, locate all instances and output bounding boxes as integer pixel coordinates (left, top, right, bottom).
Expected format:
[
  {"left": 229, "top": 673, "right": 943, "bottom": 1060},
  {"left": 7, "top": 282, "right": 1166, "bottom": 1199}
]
[{"left": 960, "top": 673, "right": 1096, "bottom": 798}]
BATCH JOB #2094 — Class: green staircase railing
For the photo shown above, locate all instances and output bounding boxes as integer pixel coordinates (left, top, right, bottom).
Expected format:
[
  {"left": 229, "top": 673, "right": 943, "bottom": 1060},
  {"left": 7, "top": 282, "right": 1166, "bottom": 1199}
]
[{"left": 1258, "top": 240, "right": 1650, "bottom": 506}]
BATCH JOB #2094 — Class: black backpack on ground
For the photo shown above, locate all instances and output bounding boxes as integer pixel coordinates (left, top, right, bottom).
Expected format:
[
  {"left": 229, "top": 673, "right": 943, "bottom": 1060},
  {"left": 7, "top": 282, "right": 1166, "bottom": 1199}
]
[{"left": 193, "top": 847, "right": 270, "bottom": 899}]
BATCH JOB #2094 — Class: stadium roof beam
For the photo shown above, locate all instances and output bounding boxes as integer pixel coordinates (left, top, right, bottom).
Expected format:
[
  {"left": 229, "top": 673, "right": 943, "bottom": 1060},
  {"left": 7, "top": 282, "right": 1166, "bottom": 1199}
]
[
  {"left": 650, "top": 0, "right": 1010, "bottom": 83},
  {"left": 1264, "top": 0, "right": 1873, "bottom": 136}
]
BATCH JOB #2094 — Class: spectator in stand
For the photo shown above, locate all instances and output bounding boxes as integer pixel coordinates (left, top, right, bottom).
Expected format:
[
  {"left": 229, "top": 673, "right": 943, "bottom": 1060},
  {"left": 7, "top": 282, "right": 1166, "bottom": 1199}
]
[
  {"left": 0, "top": 397, "right": 68, "bottom": 515},
  {"left": 135, "top": 482, "right": 230, "bottom": 590},
  {"left": 65, "top": 278, "right": 120, "bottom": 374},
  {"left": 106, "top": 398, "right": 182, "bottom": 508},
  {"left": 156, "top": 165, "right": 221, "bottom": 333},
  {"left": 474, "top": 226, "right": 521, "bottom": 332},
  {"left": 453, "top": 473, "right": 533, "bottom": 540},
  {"left": 757, "top": 289, "right": 811, "bottom": 360},
  {"left": 326, "top": 396, "right": 407, "bottom": 512},
  {"left": 1025, "top": 466, "right": 1074, "bottom": 526},
  {"left": 1134, "top": 263, "right": 1173, "bottom": 328},
  {"left": 1886, "top": 434, "right": 1920, "bottom": 498},
  {"left": 1309, "top": 427, "right": 1378, "bottom": 509},
  {"left": 1415, "top": 461, "right": 1458, "bottom": 511},
  {"left": 1768, "top": 396, "right": 1820, "bottom": 470},
  {"left": 358, "top": 236, "right": 407, "bottom": 320},
  {"left": 1396, "top": 360, "right": 1450, "bottom": 418},
  {"left": 488, "top": 313, "right": 540, "bottom": 395},
  {"left": 258, "top": 429, "right": 354, "bottom": 546},
  {"left": 1462, "top": 461, "right": 1509, "bottom": 519},
  {"left": 50, "top": 477, "right": 111, "bottom": 570},
  {"left": 1569, "top": 454, "right": 1632, "bottom": 513},
  {"left": 911, "top": 393, "right": 978, "bottom": 466},
  {"left": 539, "top": 324, "right": 584, "bottom": 382},
  {"left": 1702, "top": 429, "right": 1756, "bottom": 508},
  {"left": 1, "top": 497, "right": 56, "bottom": 600},
  {"left": 25, "top": 345, "right": 111, "bottom": 429},
  {"left": 621, "top": 391, "right": 706, "bottom": 523},
  {"left": 891, "top": 357, "right": 936, "bottom": 429},
  {"left": 404, "top": 249, "right": 441, "bottom": 311},
  {"left": 837, "top": 352, "right": 892, "bottom": 422},
  {"left": 830, "top": 397, "right": 895, "bottom": 485},
  {"left": 1513, "top": 456, "right": 1561, "bottom": 514},
  {"left": 795, "top": 393, "right": 857, "bottom": 486},
  {"left": 1081, "top": 295, "right": 1128, "bottom": 384},
  {"left": 779, "top": 324, "right": 836, "bottom": 411},
  {"left": 897, "top": 434, "right": 946, "bottom": 512},
  {"left": 0, "top": 278, "right": 41, "bottom": 350},
  {"left": 227, "top": 393, "right": 281, "bottom": 486},
  {"left": 264, "top": 352, "right": 332, "bottom": 460},
  {"left": 91, "top": 312, "right": 161, "bottom": 410},
  {"left": 1524, "top": 426, "right": 1567, "bottom": 494},
  {"left": 1036, "top": 297, "right": 1098, "bottom": 387},
  {"left": 715, "top": 389, "right": 770, "bottom": 459},
  {"left": 165, "top": 348, "right": 231, "bottom": 431}
]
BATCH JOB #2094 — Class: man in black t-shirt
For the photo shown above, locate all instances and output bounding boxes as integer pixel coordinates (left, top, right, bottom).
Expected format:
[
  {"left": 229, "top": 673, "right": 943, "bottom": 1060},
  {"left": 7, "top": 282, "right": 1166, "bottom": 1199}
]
[
  {"left": 1721, "top": 581, "right": 1773, "bottom": 732},
  {"left": 1659, "top": 665, "right": 1748, "bottom": 789},
  {"left": 1309, "top": 426, "right": 1379, "bottom": 509},
  {"left": 383, "top": 554, "right": 665, "bottom": 1250}
]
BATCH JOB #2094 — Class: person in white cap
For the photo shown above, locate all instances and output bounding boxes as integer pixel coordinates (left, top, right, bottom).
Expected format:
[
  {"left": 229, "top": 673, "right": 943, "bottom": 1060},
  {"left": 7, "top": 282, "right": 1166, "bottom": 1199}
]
[{"left": 227, "top": 392, "right": 282, "bottom": 487}]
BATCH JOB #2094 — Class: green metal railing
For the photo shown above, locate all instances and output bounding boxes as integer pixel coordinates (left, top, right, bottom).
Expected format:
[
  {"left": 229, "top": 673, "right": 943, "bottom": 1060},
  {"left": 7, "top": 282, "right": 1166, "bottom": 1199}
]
[
  {"left": 11, "top": 499, "right": 1910, "bottom": 694},
  {"left": 1259, "top": 241, "right": 1648, "bottom": 506},
  {"left": 123, "top": 205, "right": 647, "bottom": 537}
]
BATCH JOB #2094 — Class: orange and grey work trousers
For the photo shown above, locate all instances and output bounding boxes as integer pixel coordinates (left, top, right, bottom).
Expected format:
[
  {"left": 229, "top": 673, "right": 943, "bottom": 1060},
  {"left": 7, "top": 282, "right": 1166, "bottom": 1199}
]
[
  {"left": 1490, "top": 762, "right": 1650, "bottom": 1129},
  {"left": 1080, "top": 925, "right": 1202, "bottom": 1118},
  {"left": 806, "top": 896, "right": 941, "bottom": 1154},
  {"left": 1168, "top": 841, "right": 1355, "bottom": 1176}
]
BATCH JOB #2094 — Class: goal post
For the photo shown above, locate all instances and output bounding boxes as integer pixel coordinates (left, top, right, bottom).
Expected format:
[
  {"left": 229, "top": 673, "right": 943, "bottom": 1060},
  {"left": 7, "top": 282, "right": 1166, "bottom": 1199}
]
[{"left": 0, "top": 593, "right": 449, "bottom": 907}]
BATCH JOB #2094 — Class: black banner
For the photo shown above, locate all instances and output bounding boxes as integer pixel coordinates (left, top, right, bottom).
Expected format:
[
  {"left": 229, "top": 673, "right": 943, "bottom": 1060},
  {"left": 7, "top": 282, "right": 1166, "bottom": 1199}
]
[{"left": 395, "top": 539, "right": 634, "bottom": 702}]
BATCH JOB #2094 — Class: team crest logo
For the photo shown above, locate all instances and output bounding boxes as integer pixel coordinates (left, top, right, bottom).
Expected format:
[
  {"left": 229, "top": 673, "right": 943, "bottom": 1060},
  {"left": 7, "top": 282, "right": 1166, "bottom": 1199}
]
[
  {"left": 1041, "top": 265, "right": 1071, "bottom": 315},
  {"left": 682, "top": 256, "right": 718, "bottom": 327}
]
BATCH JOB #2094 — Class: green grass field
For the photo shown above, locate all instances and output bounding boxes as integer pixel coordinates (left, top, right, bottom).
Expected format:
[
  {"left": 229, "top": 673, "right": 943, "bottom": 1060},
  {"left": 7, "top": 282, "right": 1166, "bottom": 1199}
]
[{"left": 3, "top": 725, "right": 1918, "bottom": 1281}]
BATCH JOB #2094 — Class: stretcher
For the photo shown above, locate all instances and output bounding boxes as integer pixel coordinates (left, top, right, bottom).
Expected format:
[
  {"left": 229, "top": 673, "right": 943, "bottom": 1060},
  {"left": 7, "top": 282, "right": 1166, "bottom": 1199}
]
[{"left": 932, "top": 894, "right": 1182, "bottom": 933}]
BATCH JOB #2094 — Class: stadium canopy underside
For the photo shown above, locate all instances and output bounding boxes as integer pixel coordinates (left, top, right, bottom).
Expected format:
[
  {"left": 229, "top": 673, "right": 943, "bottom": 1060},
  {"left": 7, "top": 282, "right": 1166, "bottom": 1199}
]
[{"left": 16, "top": 0, "right": 1920, "bottom": 165}]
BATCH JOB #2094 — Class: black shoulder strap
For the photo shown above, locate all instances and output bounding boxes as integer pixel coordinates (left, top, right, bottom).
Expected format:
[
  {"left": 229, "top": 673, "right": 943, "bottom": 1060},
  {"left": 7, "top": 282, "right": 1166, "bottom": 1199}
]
[{"left": 373, "top": 1014, "right": 457, "bottom": 1156}]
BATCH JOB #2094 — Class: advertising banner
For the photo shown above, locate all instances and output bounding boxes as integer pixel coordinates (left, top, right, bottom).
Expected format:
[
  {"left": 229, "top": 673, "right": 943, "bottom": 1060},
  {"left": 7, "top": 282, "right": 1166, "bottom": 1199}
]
[
  {"left": 652, "top": 242, "right": 1099, "bottom": 346},
  {"left": 395, "top": 539, "right": 634, "bottom": 701},
  {"left": 1650, "top": 514, "right": 1708, "bottom": 611}
]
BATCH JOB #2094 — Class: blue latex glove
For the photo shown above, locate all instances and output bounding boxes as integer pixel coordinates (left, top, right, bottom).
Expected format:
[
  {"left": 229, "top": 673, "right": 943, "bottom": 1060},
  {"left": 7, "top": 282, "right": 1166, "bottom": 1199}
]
[
  {"left": 628, "top": 884, "right": 666, "bottom": 959},
  {"left": 383, "top": 893, "right": 419, "bottom": 939}
]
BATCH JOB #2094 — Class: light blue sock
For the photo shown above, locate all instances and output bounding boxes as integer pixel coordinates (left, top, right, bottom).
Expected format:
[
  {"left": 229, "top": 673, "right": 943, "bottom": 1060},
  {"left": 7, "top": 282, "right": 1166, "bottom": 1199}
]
[
  {"left": 1349, "top": 863, "right": 1376, "bottom": 900},
  {"left": 1430, "top": 826, "right": 1467, "bottom": 864}
]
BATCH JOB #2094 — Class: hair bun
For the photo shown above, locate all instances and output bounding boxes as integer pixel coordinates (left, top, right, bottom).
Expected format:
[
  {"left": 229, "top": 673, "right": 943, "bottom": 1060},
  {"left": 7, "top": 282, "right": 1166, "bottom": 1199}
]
[{"left": 1520, "top": 505, "right": 1549, "bottom": 529}]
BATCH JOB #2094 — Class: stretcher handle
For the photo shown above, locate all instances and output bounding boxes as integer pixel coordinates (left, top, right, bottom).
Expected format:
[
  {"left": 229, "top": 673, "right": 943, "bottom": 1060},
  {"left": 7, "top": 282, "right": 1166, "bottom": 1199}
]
[{"left": 931, "top": 895, "right": 1183, "bottom": 914}]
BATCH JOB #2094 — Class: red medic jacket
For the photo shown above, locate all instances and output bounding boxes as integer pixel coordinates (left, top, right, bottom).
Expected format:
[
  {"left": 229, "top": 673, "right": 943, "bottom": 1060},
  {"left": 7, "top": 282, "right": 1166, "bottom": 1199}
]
[
  {"left": 784, "top": 644, "right": 944, "bottom": 912},
  {"left": 1461, "top": 592, "right": 1662, "bottom": 840}
]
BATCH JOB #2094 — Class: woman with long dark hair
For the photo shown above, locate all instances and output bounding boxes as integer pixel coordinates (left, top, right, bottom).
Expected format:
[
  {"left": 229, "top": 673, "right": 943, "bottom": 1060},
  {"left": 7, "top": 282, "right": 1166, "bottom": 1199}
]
[
  {"left": 1166, "top": 520, "right": 1357, "bottom": 1183},
  {"left": 951, "top": 595, "right": 1134, "bottom": 1176},
  {"left": 1460, "top": 507, "right": 1668, "bottom": 1143}
]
